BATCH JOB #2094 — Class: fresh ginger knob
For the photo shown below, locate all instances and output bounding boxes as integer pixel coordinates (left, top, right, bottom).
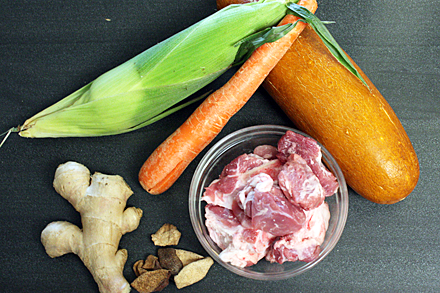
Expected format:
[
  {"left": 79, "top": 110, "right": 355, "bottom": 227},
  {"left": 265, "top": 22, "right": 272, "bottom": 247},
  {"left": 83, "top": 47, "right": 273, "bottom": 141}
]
[{"left": 41, "top": 161, "right": 143, "bottom": 293}]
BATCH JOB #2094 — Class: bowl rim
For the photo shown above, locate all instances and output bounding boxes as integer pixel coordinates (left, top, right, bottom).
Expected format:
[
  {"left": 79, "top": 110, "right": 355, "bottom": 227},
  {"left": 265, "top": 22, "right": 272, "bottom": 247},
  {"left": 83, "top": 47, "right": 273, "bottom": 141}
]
[{"left": 189, "top": 124, "right": 348, "bottom": 280}]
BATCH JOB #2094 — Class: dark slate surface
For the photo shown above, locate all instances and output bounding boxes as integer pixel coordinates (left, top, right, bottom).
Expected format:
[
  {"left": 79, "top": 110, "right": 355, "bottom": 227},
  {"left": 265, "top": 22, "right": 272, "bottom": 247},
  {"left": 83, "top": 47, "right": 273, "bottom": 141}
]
[{"left": 0, "top": 0, "right": 438, "bottom": 292}]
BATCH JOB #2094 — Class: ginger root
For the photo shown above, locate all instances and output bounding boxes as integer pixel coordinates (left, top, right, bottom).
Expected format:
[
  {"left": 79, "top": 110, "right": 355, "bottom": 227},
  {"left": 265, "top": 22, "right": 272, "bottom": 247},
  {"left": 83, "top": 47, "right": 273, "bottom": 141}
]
[{"left": 41, "top": 161, "right": 143, "bottom": 293}]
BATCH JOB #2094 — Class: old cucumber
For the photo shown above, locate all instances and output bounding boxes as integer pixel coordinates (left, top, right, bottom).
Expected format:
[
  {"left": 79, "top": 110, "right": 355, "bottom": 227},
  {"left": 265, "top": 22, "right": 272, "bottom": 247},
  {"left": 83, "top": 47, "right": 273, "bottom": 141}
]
[{"left": 218, "top": 0, "right": 420, "bottom": 204}]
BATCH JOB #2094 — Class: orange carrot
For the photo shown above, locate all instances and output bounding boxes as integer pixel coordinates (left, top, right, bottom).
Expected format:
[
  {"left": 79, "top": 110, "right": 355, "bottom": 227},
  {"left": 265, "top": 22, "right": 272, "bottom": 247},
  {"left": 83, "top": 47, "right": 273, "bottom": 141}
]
[{"left": 139, "top": 0, "right": 318, "bottom": 194}]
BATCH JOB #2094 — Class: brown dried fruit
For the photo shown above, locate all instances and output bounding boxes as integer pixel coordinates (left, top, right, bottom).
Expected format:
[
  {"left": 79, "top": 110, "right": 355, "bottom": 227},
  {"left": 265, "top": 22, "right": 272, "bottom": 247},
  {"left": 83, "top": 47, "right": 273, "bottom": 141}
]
[
  {"left": 157, "top": 248, "right": 183, "bottom": 276},
  {"left": 131, "top": 269, "right": 171, "bottom": 293},
  {"left": 175, "top": 249, "right": 204, "bottom": 267},
  {"left": 133, "top": 260, "right": 147, "bottom": 277},
  {"left": 174, "top": 257, "right": 214, "bottom": 289},
  {"left": 134, "top": 224, "right": 214, "bottom": 291},
  {"left": 151, "top": 223, "right": 181, "bottom": 246},
  {"left": 143, "top": 254, "right": 161, "bottom": 270}
]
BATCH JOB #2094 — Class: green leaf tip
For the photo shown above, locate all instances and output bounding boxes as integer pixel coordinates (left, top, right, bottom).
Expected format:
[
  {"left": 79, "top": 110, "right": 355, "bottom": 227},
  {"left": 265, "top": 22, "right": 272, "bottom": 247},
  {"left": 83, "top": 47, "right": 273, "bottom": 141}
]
[
  {"left": 233, "top": 22, "right": 298, "bottom": 66},
  {"left": 287, "top": 2, "right": 370, "bottom": 88}
]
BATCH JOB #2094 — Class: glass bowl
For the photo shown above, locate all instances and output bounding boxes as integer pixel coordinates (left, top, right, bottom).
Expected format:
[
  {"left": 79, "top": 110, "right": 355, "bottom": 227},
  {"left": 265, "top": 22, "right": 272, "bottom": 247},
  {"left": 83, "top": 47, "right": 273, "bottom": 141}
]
[{"left": 189, "top": 125, "right": 348, "bottom": 280}]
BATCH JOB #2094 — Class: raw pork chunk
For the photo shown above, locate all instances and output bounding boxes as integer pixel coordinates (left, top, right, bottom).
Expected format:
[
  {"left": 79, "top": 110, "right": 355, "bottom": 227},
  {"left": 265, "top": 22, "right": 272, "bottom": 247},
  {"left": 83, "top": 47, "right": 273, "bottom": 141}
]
[
  {"left": 238, "top": 173, "right": 306, "bottom": 237},
  {"left": 278, "top": 154, "right": 324, "bottom": 210},
  {"left": 277, "top": 131, "right": 339, "bottom": 196},
  {"left": 266, "top": 202, "right": 331, "bottom": 264},
  {"left": 202, "top": 153, "right": 283, "bottom": 209},
  {"left": 203, "top": 131, "right": 338, "bottom": 267},
  {"left": 205, "top": 204, "right": 272, "bottom": 267}
]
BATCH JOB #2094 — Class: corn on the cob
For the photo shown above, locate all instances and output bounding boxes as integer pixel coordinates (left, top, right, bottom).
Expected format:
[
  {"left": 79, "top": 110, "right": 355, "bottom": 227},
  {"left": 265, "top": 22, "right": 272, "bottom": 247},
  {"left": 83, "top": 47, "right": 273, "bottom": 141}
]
[{"left": 16, "top": 0, "right": 297, "bottom": 138}]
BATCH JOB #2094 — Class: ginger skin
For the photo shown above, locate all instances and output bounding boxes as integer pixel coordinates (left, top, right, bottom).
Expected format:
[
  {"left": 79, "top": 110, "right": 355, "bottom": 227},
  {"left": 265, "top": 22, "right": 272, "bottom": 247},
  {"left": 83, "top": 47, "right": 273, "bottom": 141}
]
[{"left": 41, "top": 161, "right": 143, "bottom": 293}]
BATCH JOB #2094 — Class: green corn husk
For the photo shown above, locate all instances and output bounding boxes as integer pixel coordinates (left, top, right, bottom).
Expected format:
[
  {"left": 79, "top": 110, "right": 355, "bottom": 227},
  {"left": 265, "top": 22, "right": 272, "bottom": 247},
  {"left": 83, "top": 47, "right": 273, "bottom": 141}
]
[{"left": 16, "top": 0, "right": 296, "bottom": 138}]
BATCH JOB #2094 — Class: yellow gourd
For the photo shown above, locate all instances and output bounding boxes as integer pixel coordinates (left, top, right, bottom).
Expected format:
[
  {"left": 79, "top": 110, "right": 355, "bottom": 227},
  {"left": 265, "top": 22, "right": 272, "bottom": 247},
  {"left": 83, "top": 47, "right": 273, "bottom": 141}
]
[{"left": 218, "top": 0, "right": 420, "bottom": 204}]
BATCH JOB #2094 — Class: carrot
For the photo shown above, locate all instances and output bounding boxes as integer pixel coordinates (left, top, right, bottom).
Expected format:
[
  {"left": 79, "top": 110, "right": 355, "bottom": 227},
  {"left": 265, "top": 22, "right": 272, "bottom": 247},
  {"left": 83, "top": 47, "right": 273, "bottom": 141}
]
[{"left": 139, "top": 0, "right": 318, "bottom": 195}]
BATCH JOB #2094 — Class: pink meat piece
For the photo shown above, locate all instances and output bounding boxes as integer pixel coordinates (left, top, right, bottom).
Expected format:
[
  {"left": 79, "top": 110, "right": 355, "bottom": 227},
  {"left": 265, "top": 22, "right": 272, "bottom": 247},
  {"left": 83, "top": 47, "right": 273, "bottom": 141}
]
[
  {"left": 205, "top": 204, "right": 242, "bottom": 250},
  {"left": 237, "top": 173, "right": 306, "bottom": 236},
  {"left": 205, "top": 204, "right": 273, "bottom": 267},
  {"left": 221, "top": 153, "right": 267, "bottom": 177},
  {"left": 230, "top": 200, "right": 252, "bottom": 229},
  {"left": 203, "top": 131, "right": 337, "bottom": 268},
  {"left": 278, "top": 154, "right": 325, "bottom": 210},
  {"left": 266, "top": 202, "right": 330, "bottom": 264},
  {"left": 202, "top": 177, "right": 237, "bottom": 209},
  {"left": 202, "top": 153, "right": 283, "bottom": 209},
  {"left": 253, "top": 145, "right": 278, "bottom": 159},
  {"left": 202, "top": 154, "right": 265, "bottom": 209},
  {"left": 220, "top": 228, "right": 274, "bottom": 268},
  {"left": 277, "top": 131, "right": 339, "bottom": 196},
  {"left": 235, "top": 173, "right": 274, "bottom": 213}
]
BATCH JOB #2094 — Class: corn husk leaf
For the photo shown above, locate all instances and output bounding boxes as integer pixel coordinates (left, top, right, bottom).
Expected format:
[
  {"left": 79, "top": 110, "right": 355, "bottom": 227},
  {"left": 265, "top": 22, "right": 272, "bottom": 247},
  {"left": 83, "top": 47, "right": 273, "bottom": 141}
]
[
  {"left": 17, "top": 0, "right": 294, "bottom": 138},
  {"left": 233, "top": 22, "right": 297, "bottom": 65}
]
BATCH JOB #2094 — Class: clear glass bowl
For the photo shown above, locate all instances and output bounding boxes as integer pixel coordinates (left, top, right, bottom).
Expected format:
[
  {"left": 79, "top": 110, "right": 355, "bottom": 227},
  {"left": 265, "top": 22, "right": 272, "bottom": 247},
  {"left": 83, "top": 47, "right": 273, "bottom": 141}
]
[{"left": 189, "top": 125, "right": 348, "bottom": 280}]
